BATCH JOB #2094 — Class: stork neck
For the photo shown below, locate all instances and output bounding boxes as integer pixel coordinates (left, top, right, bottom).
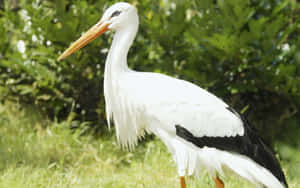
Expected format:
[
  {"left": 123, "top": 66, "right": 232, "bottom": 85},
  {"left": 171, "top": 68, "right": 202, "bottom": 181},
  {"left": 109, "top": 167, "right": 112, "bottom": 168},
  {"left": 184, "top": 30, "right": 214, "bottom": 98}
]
[{"left": 106, "top": 25, "right": 138, "bottom": 73}]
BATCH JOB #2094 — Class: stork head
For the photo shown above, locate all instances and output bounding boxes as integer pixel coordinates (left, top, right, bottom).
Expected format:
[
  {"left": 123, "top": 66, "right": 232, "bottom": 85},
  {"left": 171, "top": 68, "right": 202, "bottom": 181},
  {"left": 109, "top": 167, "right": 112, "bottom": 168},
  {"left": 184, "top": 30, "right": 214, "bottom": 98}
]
[
  {"left": 102, "top": 2, "right": 138, "bottom": 30},
  {"left": 57, "top": 2, "right": 138, "bottom": 61}
]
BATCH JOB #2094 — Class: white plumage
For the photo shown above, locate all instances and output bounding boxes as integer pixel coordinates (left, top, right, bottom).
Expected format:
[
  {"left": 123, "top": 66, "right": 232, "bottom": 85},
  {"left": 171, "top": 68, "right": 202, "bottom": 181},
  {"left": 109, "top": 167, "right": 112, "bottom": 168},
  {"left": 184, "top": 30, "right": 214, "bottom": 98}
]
[
  {"left": 58, "top": 2, "right": 287, "bottom": 188},
  {"left": 106, "top": 71, "right": 245, "bottom": 147}
]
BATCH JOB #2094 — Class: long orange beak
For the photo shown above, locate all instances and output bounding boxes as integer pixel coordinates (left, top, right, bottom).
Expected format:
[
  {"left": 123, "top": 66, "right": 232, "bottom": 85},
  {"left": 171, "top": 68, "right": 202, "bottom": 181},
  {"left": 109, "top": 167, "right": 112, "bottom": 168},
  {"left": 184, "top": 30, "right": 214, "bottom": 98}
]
[{"left": 57, "top": 21, "right": 110, "bottom": 61}]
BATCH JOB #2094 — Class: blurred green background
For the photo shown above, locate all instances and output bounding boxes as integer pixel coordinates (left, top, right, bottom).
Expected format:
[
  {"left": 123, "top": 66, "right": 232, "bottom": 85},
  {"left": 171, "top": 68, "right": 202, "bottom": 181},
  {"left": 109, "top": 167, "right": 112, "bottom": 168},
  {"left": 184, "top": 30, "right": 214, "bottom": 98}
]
[{"left": 0, "top": 0, "right": 299, "bottom": 187}]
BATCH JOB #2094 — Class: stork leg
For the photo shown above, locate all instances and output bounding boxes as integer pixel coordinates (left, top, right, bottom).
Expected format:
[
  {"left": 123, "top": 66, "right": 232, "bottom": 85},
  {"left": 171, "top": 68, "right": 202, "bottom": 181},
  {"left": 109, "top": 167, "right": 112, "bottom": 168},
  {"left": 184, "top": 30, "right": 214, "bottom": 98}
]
[
  {"left": 214, "top": 176, "right": 225, "bottom": 188},
  {"left": 180, "top": 176, "right": 186, "bottom": 188}
]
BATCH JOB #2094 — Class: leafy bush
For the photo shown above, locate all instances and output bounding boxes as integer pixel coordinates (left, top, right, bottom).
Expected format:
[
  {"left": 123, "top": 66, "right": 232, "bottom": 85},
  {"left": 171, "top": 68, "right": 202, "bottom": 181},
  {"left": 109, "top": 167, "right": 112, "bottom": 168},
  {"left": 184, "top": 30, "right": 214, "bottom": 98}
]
[{"left": 0, "top": 0, "right": 299, "bottom": 142}]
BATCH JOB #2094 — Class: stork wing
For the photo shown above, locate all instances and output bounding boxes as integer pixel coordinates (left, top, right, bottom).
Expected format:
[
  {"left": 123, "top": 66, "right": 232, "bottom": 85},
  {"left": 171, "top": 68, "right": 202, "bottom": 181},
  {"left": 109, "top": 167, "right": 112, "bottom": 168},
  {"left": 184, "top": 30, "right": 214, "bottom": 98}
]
[{"left": 127, "top": 72, "right": 244, "bottom": 138}]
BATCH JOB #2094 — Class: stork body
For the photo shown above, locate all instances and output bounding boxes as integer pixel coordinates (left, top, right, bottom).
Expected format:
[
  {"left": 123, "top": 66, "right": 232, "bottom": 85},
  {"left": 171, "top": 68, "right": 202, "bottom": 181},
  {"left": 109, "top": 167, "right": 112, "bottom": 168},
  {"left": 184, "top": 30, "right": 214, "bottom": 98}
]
[{"left": 58, "top": 2, "right": 288, "bottom": 188}]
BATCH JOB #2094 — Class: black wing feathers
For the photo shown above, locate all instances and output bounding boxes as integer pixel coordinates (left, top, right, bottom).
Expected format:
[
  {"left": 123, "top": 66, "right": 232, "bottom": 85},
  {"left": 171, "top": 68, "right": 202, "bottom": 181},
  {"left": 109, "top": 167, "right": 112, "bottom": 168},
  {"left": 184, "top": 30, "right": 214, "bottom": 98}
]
[{"left": 175, "top": 106, "right": 288, "bottom": 187}]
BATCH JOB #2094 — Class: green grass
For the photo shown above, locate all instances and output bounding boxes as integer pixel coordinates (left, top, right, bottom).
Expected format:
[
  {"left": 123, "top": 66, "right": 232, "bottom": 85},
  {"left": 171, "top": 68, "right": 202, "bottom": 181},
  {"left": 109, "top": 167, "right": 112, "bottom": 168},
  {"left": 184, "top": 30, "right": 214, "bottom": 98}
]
[{"left": 0, "top": 102, "right": 299, "bottom": 188}]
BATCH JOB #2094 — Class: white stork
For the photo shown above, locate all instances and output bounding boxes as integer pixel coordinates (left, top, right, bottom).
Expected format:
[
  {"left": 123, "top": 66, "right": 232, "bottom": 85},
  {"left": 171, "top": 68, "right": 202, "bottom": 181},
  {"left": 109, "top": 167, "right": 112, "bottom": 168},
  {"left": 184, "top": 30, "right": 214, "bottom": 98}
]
[{"left": 58, "top": 2, "right": 288, "bottom": 188}]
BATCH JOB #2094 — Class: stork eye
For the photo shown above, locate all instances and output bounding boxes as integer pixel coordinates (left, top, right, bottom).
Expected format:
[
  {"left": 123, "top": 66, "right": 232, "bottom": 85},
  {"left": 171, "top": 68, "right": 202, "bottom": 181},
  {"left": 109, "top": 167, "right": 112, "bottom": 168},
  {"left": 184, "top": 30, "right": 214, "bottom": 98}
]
[{"left": 111, "top": 10, "right": 121, "bottom": 18}]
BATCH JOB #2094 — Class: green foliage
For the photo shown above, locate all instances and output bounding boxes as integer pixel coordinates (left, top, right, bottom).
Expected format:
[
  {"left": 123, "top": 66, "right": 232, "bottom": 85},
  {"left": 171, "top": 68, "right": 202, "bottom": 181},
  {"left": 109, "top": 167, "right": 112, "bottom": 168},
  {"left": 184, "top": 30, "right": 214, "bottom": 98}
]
[{"left": 0, "top": 0, "right": 299, "bottom": 142}]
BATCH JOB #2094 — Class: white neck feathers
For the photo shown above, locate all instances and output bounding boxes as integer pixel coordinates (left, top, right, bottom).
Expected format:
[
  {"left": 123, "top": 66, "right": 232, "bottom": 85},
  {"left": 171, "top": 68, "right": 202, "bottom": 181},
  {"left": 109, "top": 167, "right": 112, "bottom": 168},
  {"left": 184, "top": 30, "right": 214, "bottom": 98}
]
[{"left": 103, "top": 21, "right": 141, "bottom": 150}]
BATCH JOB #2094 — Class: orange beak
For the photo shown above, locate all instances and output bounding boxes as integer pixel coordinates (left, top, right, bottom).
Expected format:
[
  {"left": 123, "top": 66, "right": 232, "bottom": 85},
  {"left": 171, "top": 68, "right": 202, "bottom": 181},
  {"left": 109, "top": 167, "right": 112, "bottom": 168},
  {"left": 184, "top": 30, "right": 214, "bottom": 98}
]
[{"left": 57, "top": 21, "right": 110, "bottom": 61}]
